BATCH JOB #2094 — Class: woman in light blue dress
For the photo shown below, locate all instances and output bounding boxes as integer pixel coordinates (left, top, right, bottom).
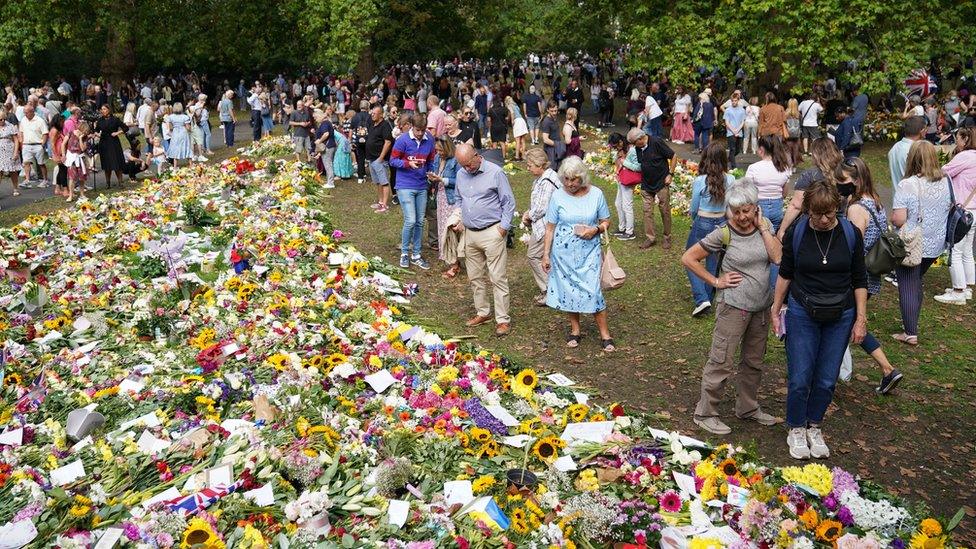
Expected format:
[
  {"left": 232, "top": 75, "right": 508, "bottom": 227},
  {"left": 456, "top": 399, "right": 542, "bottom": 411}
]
[
  {"left": 542, "top": 156, "right": 616, "bottom": 352},
  {"left": 333, "top": 128, "right": 354, "bottom": 179},
  {"left": 166, "top": 103, "right": 193, "bottom": 166}
]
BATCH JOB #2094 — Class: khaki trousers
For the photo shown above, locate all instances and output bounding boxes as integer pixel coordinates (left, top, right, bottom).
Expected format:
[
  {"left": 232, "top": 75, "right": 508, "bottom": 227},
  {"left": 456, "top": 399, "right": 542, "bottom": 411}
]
[
  {"left": 641, "top": 186, "right": 672, "bottom": 242},
  {"left": 464, "top": 224, "right": 511, "bottom": 323},
  {"left": 694, "top": 302, "right": 769, "bottom": 420},
  {"left": 526, "top": 232, "right": 548, "bottom": 294}
]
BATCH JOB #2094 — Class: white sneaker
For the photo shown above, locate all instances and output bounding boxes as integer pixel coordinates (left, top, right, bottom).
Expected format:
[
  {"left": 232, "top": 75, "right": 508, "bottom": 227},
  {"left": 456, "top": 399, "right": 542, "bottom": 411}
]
[
  {"left": 20, "top": 180, "right": 34, "bottom": 189},
  {"left": 943, "top": 287, "right": 973, "bottom": 300},
  {"left": 787, "top": 428, "right": 810, "bottom": 460},
  {"left": 198, "top": 155, "right": 209, "bottom": 162},
  {"left": 806, "top": 426, "right": 830, "bottom": 458},
  {"left": 324, "top": 183, "right": 335, "bottom": 189},
  {"left": 934, "top": 289, "right": 968, "bottom": 305},
  {"left": 692, "top": 301, "right": 712, "bottom": 317},
  {"left": 35, "top": 180, "right": 50, "bottom": 188}
]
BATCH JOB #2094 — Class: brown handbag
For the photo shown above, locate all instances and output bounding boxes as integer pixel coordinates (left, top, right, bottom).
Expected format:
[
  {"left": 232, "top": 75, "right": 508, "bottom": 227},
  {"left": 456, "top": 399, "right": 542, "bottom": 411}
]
[{"left": 600, "top": 245, "right": 626, "bottom": 291}]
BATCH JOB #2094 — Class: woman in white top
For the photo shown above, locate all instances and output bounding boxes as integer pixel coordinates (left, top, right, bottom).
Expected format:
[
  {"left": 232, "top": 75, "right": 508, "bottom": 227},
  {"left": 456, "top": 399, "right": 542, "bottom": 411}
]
[
  {"left": 122, "top": 102, "right": 137, "bottom": 128},
  {"left": 671, "top": 86, "right": 694, "bottom": 143},
  {"left": 744, "top": 134, "right": 792, "bottom": 289},
  {"left": 743, "top": 96, "right": 761, "bottom": 154}
]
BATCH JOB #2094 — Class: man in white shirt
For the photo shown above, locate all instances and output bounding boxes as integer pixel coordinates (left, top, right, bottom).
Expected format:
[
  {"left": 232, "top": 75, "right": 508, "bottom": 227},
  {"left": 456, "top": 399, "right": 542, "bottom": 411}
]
[
  {"left": 137, "top": 98, "right": 153, "bottom": 152},
  {"left": 19, "top": 105, "right": 49, "bottom": 187},
  {"left": 797, "top": 93, "right": 823, "bottom": 154},
  {"left": 642, "top": 83, "right": 664, "bottom": 138},
  {"left": 141, "top": 83, "right": 152, "bottom": 101}
]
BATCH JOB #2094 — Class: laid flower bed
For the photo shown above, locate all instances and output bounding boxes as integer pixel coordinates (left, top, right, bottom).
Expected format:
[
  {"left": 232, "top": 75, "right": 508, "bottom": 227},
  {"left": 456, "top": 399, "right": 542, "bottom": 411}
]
[{"left": 0, "top": 147, "right": 962, "bottom": 548}]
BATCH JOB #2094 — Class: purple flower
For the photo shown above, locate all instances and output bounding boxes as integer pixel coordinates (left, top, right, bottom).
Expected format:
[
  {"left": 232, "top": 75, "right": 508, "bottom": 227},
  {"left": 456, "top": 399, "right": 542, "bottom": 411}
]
[
  {"left": 891, "top": 538, "right": 906, "bottom": 549},
  {"left": 823, "top": 493, "right": 838, "bottom": 511},
  {"left": 837, "top": 506, "right": 854, "bottom": 526},
  {"left": 123, "top": 522, "right": 141, "bottom": 541},
  {"left": 831, "top": 467, "right": 860, "bottom": 496},
  {"left": 463, "top": 398, "right": 508, "bottom": 435}
]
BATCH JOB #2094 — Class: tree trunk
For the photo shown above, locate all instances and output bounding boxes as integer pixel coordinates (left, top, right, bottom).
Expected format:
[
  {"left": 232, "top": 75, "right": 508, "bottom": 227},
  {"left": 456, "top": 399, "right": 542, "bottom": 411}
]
[
  {"left": 356, "top": 41, "right": 376, "bottom": 81},
  {"left": 100, "top": 29, "right": 137, "bottom": 86}
]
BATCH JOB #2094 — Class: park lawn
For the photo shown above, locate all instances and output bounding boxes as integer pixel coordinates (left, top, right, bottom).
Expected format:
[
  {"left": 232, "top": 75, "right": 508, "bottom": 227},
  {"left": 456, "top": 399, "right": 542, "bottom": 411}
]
[{"left": 2, "top": 135, "right": 974, "bottom": 539}]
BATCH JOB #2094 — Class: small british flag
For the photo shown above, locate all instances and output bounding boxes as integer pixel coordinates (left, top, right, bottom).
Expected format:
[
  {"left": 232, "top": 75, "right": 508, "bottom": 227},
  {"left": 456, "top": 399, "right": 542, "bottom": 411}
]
[{"left": 164, "top": 479, "right": 244, "bottom": 514}]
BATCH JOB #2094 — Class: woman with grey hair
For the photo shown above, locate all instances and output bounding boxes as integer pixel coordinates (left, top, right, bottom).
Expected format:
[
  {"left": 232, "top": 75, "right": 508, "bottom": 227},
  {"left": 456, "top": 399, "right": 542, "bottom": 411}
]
[
  {"left": 541, "top": 155, "right": 615, "bottom": 352},
  {"left": 166, "top": 102, "right": 193, "bottom": 166},
  {"left": 522, "top": 148, "right": 561, "bottom": 304},
  {"left": 681, "top": 178, "right": 783, "bottom": 435}
]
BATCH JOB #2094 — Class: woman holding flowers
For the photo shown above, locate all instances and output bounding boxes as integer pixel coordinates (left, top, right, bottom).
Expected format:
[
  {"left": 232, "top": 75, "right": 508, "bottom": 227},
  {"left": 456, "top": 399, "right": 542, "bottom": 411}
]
[
  {"left": 541, "top": 156, "right": 615, "bottom": 352},
  {"left": 683, "top": 179, "right": 783, "bottom": 434}
]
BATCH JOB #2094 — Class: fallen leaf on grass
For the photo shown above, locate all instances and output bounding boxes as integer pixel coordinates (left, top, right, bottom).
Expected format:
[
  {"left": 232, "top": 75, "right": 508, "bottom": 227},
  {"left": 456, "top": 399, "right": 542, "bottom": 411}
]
[{"left": 899, "top": 467, "right": 917, "bottom": 478}]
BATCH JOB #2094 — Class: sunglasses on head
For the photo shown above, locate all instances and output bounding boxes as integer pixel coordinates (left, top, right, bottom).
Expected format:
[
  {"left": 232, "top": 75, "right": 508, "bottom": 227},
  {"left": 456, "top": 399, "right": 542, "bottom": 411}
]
[{"left": 843, "top": 157, "right": 857, "bottom": 166}]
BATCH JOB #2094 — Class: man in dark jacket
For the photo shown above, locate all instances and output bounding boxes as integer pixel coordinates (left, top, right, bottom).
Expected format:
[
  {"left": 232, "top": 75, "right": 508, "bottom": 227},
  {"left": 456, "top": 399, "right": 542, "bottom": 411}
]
[{"left": 627, "top": 128, "right": 676, "bottom": 250}]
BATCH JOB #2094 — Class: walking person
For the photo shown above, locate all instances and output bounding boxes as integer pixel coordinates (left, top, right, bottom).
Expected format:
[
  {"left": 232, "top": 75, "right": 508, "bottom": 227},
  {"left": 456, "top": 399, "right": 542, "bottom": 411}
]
[
  {"left": 166, "top": 102, "right": 193, "bottom": 168},
  {"left": 743, "top": 96, "right": 760, "bottom": 154},
  {"left": 0, "top": 110, "right": 23, "bottom": 198},
  {"left": 685, "top": 142, "right": 736, "bottom": 317},
  {"left": 798, "top": 93, "right": 823, "bottom": 155},
  {"left": 890, "top": 140, "right": 951, "bottom": 346},
  {"left": 95, "top": 104, "right": 126, "bottom": 188},
  {"left": 454, "top": 144, "right": 516, "bottom": 337},
  {"left": 692, "top": 92, "right": 715, "bottom": 153},
  {"left": 772, "top": 179, "right": 868, "bottom": 460},
  {"left": 247, "top": 86, "right": 263, "bottom": 142},
  {"left": 541, "top": 156, "right": 616, "bottom": 352},
  {"left": 196, "top": 94, "right": 213, "bottom": 155},
  {"left": 836, "top": 157, "right": 904, "bottom": 394},
  {"left": 608, "top": 132, "right": 638, "bottom": 240},
  {"left": 506, "top": 96, "right": 528, "bottom": 161},
  {"left": 745, "top": 135, "right": 792, "bottom": 286},
  {"left": 389, "top": 113, "right": 435, "bottom": 269},
  {"left": 935, "top": 126, "right": 976, "bottom": 304},
  {"left": 670, "top": 86, "right": 694, "bottom": 144},
  {"left": 562, "top": 108, "right": 584, "bottom": 159},
  {"left": 683, "top": 179, "right": 783, "bottom": 435},
  {"left": 488, "top": 97, "right": 510, "bottom": 158},
  {"left": 540, "top": 101, "right": 562, "bottom": 169},
  {"left": 723, "top": 94, "right": 745, "bottom": 169},
  {"left": 758, "top": 91, "right": 787, "bottom": 139},
  {"left": 629, "top": 127, "right": 676, "bottom": 250},
  {"left": 522, "top": 148, "right": 562, "bottom": 305},
  {"left": 219, "top": 90, "right": 236, "bottom": 148},
  {"left": 365, "top": 106, "right": 394, "bottom": 212}
]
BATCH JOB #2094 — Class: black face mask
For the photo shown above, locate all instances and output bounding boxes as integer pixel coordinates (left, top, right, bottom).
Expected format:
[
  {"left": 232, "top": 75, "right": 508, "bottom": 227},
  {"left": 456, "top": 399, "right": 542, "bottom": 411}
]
[{"left": 837, "top": 183, "right": 855, "bottom": 197}]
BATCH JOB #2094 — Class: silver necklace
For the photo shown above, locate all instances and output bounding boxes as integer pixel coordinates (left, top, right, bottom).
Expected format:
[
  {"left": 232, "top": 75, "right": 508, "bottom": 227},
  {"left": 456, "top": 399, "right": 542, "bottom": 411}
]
[{"left": 813, "top": 224, "right": 835, "bottom": 265}]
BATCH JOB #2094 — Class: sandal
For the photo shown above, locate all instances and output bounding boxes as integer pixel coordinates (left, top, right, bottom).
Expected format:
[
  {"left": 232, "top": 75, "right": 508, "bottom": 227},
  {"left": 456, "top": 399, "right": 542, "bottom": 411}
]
[
  {"left": 601, "top": 338, "right": 616, "bottom": 352},
  {"left": 566, "top": 334, "right": 581, "bottom": 348},
  {"left": 12, "top": 190, "right": 20, "bottom": 197},
  {"left": 891, "top": 333, "right": 918, "bottom": 346}
]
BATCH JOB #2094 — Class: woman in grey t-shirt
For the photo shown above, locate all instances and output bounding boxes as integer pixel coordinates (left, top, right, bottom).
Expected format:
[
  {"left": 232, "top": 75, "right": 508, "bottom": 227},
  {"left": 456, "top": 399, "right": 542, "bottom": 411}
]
[{"left": 681, "top": 179, "right": 783, "bottom": 435}]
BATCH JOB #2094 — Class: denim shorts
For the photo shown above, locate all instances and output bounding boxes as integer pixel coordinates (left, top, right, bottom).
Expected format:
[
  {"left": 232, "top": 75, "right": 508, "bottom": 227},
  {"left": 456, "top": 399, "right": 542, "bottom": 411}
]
[
  {"left": 526, "top": 116, "right": 539, "bottom": 131},
  {"left": 369, "top": 159, "right": 389, "bottom": 185}
]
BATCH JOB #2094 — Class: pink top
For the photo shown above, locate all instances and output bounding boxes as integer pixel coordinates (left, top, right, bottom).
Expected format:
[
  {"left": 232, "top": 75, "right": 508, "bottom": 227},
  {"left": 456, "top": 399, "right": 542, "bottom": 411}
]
[
  {"left": 426, "top": 107, "right": 446, "bottom": 138},
  {"left": 744, "top": 159, "right": 791, "bottom": 199},
  {"left": 943, "top": 149, "right": 976, "bottom": 209}
]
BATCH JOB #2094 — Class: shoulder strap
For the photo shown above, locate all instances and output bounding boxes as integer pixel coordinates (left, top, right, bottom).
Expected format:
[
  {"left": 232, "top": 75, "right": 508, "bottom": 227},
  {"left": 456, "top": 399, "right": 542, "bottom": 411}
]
[
  {"left": 839, "top": 218, "right": 857, "bottom": 257},
  {"left": 853, "top": 201, "right": 883, "bottom": 231},
  {"left": 792, "top": 214, "right": 809, "bottom": 258},
  {"left": 801, "top": 101, "right": 814, "bottom": 121},
  {"left": 715, "top": 224, "right": 732, "bottom": 275}
]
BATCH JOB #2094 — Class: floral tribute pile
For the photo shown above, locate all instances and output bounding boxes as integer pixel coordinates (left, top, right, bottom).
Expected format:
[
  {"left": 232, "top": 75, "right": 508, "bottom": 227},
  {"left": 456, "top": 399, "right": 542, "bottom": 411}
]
[
  {"left": 0, "top": 142, "right": 963, "bottom": 549},
  {"left": 584, "top": 145, "right": 703, "bottom": 216}
]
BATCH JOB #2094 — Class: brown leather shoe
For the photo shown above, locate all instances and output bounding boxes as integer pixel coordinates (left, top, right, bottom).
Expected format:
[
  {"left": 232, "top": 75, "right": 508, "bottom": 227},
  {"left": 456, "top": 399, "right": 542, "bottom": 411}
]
[
  {"left": 465, "top": 315, "right": 492, "bottom": 327},
  {"left": 495, "top": 323, "right": 511, "bottom": 336},
  {"left": 662, "top": 235, "right": 672, "bottom": 250},
  {"left": 638, "top": 238, "right": 656, "bottom": 249}
]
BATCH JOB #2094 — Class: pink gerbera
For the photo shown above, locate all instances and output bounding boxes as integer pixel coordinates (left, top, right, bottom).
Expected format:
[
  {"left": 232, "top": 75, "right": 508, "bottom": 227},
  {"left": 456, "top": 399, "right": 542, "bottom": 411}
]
[{"left": 659, "top": 490, "right": 682, "bottom": 512}]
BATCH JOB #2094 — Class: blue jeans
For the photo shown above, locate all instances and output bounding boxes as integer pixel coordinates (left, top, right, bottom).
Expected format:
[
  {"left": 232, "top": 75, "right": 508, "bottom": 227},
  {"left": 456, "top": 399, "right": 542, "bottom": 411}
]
[
  {"left": 758, "top": 198, "right": 784, "bottom": 288},
  {"left": 694, "top": 126, "right": 711, "bottom": 150},
  {"left": 685, "top": 215, "right": 726, "bottom": 305},
  {"left": 397, "top": 188, "right": 427, "bottom": 256},
  {"left": 223, "top": 120, "right": 235, "bottom": 147},
  {"left": 785, "top": 296, "right": 855, "bottom": 427},
  {"left": 201, "top": 122, "right": 212, "bottom": 151},
  {"left": 643, "top": 117, "right": 663, "bottom": 138}
]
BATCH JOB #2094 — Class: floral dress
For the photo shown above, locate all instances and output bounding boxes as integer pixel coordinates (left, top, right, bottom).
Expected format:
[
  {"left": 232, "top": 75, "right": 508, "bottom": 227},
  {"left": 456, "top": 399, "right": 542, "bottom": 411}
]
[
  {"left": 544, "top": 186, "right": 611, "bottom": 313},
  {"left": 0, "top": 123, "right": 22, "bottom": 173},
  {"left": 851, "top": 197, "right": 885, "bottom": 295}
]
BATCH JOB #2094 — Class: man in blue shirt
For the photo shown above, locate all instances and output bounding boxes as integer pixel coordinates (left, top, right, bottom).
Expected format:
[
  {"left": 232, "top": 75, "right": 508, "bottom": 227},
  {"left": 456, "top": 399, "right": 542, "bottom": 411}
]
[
  {"left": 454, "top": 144, "right": 516, "bottom": 336},
  {"left": 723, "top": 97, "right": 746, "bottom": 168}
]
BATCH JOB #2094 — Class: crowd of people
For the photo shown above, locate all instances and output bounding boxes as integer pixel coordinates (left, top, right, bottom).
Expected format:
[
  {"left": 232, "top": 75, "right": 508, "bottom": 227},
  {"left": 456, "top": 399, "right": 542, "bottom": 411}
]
[{"left": 3, "top": 53, "right": 976, "bottom": 461}]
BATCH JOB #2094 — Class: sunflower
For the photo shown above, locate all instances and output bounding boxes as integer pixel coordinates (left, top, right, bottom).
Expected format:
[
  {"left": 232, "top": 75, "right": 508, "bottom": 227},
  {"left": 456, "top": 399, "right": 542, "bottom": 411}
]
[
  {"left": 510, "top": 519, "right": 529, "bottom": 535},
  {"left": 566, "top": 404, "right": 589, "bottom": 422},
  {"left": 799, "top": 507, "right": 819, "bottom": 529},
  {"left": 181, "top": 518, "right": 225, "bottom": 549},
  {"left": 532, "top": 436, "right": 565, "bottom": 463},
  {"left": 511, "top": 368, "right": 538, "bottom": 398},
  {"left": 815, "top": 519, "right": 843, "bottom": 542},
  {"left": 510, "top": 507, "right": 527, "bottom": 522},
  {"left": 470, "top": 427, "right": 492, "bottom": 443},
  {"left": 476, "top": 440, "right": 499, "bottom": 458},
  {"left": 911, "top": 532, "right": 946, "bottom": 549},
  {"left": 472, "top": 475, "right": 496, "bottom": 494},
  {"left": 718, "top": 458, "right": 739, "bottom": 478},
  {"left": 265, "top": 353, "right": 290, "bottom": 370},
  {"left": 3, "top": 373, "right": 22, "bottom": 387}
]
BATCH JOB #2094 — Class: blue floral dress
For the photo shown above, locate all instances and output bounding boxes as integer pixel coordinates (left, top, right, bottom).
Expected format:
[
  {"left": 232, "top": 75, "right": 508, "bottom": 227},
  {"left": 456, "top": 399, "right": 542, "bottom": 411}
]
[
  {"left": 851, "top": 197, "right": 885, "bottom": 295},
  {"left": 333, "top": 130, "right": 354, "bottom": 178},
  {"left": 544, "top": 186, "right": 611, "bottom": 313}
]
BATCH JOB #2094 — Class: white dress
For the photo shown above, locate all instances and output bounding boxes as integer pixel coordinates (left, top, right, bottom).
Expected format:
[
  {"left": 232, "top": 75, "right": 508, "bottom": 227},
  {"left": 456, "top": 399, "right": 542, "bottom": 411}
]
[{"left": 511, "top": 105, "right": 529, "bottom": 138}]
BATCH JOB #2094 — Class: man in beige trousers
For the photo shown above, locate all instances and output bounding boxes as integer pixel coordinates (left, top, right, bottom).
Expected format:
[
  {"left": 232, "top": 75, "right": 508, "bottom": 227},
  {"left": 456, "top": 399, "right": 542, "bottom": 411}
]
[{"left": 453, "top": 144, "right": 516, "bottom": 336}]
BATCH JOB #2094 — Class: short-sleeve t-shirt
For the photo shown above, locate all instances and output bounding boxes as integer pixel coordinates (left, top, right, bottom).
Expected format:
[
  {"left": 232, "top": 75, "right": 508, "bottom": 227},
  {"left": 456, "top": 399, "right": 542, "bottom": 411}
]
[
  {"left": 798, "top": 100, "right": 823, "bottom": 126},
  {"left": 540, "top": 116, "right": 560, "bottom": 144},
  {"left": 794, "top": 167, "right": 848, "bottom": 216},
  {"left": 892, "top": 175, "right": 951, "bottom": 258},
  {"left": 699, "top": 224, "right": 773, "bottom": 311},
  {"left": 365, "top": 119, "right": 394, "bottom": 160},
  {"left": 523, "top": 93, "right": 542, "bottom": 118},
  {"left": 636, "top": 136, "right": 675, "bottom": 192},
  {"left": 289, "top": 110, "right": 311, "bottom": 138}
]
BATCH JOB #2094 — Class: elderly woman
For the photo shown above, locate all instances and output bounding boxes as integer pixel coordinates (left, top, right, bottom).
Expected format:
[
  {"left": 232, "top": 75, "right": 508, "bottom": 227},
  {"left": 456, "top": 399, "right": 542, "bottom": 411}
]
[
  {"left": 541, "top": 156, "right": 615, "bottom": 351},
  {"left": 522, "top": 148, "right": 562, "bottom": 304},
  {"left": 682, "top": 179, "right": 782, "bottom": 434},
  {"left": 772, "top": 179, "right": 868, "bottom": 460},
  {"left": 891, "top": 140, "right": 951, "bottom": 345},
  {"left": 313, "top": 107, "right": 337, "bottom": 189},
  {"left": 166, "top": 102, "right": 193, "bottom": 167}
]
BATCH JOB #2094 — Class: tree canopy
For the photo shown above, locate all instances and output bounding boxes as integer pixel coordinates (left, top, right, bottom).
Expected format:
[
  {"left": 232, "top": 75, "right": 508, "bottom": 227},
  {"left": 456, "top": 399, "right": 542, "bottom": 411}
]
[{"left": 2, "top": 0, "right": 974, "bottom": 94}]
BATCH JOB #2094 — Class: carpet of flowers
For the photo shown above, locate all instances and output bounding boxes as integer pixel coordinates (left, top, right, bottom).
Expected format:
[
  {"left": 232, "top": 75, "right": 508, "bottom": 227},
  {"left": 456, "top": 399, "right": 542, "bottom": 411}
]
[{"left": 0, "top": 144, "right": 963, "bottom": 549}]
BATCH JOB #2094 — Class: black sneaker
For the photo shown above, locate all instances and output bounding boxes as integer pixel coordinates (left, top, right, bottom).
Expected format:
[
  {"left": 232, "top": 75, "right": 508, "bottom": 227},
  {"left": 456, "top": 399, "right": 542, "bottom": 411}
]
[
  {"left": 392, "top": 196, "right": 400, "bottom": 206},
  {"left": 618, "top": 232, "right": 636, "bottom": 241},
  {"left": 611, "top": 230, "right": 626, "bottom": 237},
  {"left": 876, "top": 369, "right": 903, "bottom": 395}
]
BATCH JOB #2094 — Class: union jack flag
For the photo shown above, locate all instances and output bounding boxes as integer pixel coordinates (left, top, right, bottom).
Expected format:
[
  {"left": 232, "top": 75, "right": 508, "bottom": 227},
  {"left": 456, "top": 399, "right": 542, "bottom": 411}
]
[
  {"left": 904, "top": 69, "right": 937, "bottom": 98},
  {"left": 164, "top": 479, "right": 244, "bottom": 514}
]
